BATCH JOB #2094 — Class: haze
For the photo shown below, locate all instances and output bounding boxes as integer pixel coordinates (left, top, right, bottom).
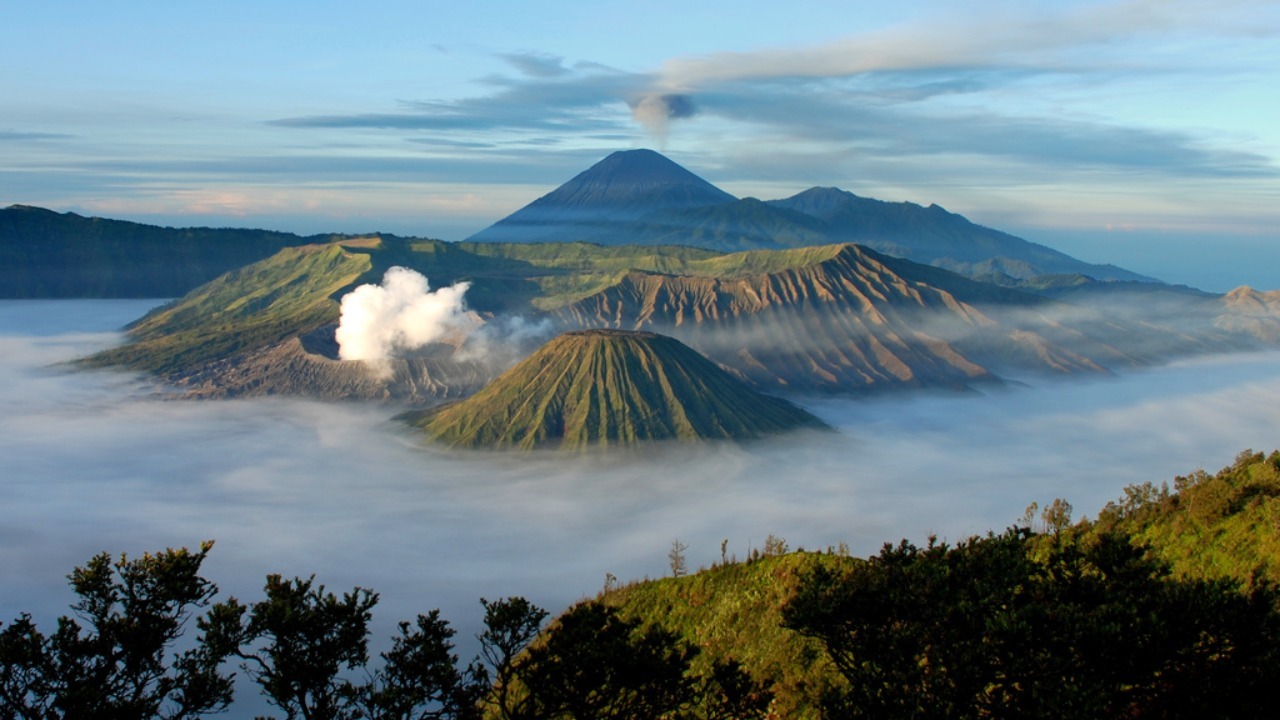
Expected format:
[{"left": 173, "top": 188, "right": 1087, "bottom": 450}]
[
  {"left": 6, "top": 300, "right": 1280, "bottom": 652},
  {"left": 4, "top": 1, "right": 1279, "bottom": 291}
]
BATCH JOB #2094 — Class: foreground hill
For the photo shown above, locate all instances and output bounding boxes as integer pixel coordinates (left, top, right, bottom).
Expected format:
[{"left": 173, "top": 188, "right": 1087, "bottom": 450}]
[
  {"left": 410, "top": 330, "right": 828, "bottom": 450},
  {"left": 1086, "top": 448, "right": 1280, "bottom": 585},
  {"left": 0, "top": 205, "right": 320, "bottom": 297},
  {"left": 466, "top": 150, "right": 1155, "bottom": 283},
  {"left": 589, "top": 449, "right": 1280, "bottom": 718}
]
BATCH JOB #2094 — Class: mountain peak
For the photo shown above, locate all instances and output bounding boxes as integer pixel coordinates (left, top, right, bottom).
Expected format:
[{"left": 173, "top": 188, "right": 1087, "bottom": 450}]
[
  {"left": 465, "top": 150, "right": 735, "bottom": 243},
  {"left": 411, "top": 329, "right": 827, "bottom": 451}
]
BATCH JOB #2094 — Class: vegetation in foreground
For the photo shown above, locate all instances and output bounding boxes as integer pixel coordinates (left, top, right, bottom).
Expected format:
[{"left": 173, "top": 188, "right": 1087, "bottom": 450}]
[{"left": 4, "top": 450, "right": 1280, "bottom": 719}]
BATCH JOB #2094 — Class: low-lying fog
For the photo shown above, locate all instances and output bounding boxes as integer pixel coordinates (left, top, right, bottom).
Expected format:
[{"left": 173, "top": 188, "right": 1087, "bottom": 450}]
[{"left": 5, "top": 300, "right": 1280, "bottom": 655}]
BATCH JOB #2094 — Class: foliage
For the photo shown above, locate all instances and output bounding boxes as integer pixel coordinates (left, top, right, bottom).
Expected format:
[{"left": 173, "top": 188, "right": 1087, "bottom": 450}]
[
  {"left": 511, "top": 602, "right": 697, "bottom": 720},
  {"left": 0, "top": 541, "right": 235, "bottom": 720},
  {"left": 599, "top": 550, "right": 852, "bottom": 720},
  {"left": 212, "top": 574, "right": 380, "bottom": 720},
  {"left": 473, "top": 597, "right": 548, "bottom": 720},
  {"left": 1089, "top": 449, "right": 1280, "bottom": 585},
  {"left": 211, "top": 575, "right": 485, "bottom": 720},
  {"left": 782, "top": 528, "right": 1280, "bottom": 719}
]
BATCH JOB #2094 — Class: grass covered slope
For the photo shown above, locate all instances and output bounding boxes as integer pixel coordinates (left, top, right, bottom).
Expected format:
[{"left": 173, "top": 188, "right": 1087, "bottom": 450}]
[
  {"left": 572, "top": 452, "right": 1280, "bottom": 719},
  {"left": 1086, "top": 449, "right": 1280, "bottom": 585},
  {"left": 82, "top": 241, "right": 372, "bottom": 375},
  {"left": 597, "top": 551, "right": 852, "bottom": 720},
  {"left": 413, "top": 329, "right": 828, "bottom": 450}
]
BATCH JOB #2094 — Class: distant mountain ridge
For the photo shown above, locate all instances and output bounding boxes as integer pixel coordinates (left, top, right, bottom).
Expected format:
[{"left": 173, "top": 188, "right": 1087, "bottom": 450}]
[
  {"left": 0, "top": 204, "right": 319, "bottom": 298},
  {"left": 466, "top": 150, "right": 1156, "bottom": 283}
]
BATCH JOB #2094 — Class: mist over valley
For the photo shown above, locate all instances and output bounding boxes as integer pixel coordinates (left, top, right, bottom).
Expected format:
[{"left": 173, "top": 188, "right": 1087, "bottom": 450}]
[{"left": 6, "top": 300, "right": 1280, "bottom": 656}]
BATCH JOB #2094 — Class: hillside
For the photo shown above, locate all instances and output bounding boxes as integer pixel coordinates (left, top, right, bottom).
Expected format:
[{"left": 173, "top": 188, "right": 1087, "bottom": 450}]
[
  {"left": 584, "top": 450, "right": 1280, "bottom": 718},
  {"left": 82, "top": 235, "right": 1254, "bottom": 403},
  {"left": 410, "top": 329, "right": 828, "bottom": 450},
  {"left": 1086, "top": 448, "right": 1280, "bottom": 586},
  {"left": 598, "top": 551, "right": 852, "bottom": 720},
  {"left": 0, "top": 204, "right": 320, "bottom": 297}
]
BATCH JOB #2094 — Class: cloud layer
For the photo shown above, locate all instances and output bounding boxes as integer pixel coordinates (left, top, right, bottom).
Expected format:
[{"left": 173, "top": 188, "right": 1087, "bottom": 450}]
[{"left": 6, "top": 299, "right": 1280, "bottom": 665}]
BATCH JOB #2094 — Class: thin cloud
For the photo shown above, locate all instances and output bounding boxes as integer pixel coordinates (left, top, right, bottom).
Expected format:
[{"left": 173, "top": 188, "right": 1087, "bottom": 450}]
[
  {"left": 499, "top": 52, "right": 571, "bottom": 78},
  {"left": 650, "top": 0, "right": 1276, "bottom": 89},
  {"left": 0, "top": 130, "right": 72, "bottom": 141}
]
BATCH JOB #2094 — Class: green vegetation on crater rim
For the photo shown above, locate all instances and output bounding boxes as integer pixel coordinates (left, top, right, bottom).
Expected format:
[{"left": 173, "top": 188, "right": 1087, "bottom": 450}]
[{"left": 80, "top": 234, "right": 1032, "bottom": 379}]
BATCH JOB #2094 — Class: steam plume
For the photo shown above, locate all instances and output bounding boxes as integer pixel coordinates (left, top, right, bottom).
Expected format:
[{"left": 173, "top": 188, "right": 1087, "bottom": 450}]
[{"left": 335, "top": 267, "right": 477, "bottom": 368}]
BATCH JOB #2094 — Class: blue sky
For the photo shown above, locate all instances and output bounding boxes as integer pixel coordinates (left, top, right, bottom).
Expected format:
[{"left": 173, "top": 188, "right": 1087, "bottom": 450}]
[{"left": 3, "top": 0, "right": 1279, "bottom": 290}]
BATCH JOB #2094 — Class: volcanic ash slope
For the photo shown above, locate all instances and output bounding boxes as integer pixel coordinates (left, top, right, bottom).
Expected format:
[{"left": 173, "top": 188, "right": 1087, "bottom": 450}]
[{"left": 411, "top": 329, "right": 829, "bottom": 451}]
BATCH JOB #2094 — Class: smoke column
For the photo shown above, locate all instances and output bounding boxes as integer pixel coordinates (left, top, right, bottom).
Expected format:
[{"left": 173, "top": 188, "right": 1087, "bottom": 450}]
[{"left": 335, "top": 267, "right": 477, "bottom": 367}]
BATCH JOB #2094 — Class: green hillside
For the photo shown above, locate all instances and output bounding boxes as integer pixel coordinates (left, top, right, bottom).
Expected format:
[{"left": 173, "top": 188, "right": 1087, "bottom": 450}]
[
  {"left": 1085, "top": 448, "right": 1280, "bottom": 585},
  {"left": 411, "top": 329, "right": 829, "bottom": 450},
  {"left": 598, "top": 551, "right": 852, "bottom": 719},
  {"left": 82, "top": 241, "right": 373, "bottom": 374},
  {"left": 584, "top": 450, "right": 1280, "bottom": 718}
]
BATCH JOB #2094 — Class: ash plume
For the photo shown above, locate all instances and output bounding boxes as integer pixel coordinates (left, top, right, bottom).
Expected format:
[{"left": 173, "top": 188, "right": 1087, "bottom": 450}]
[{"left": 630, "top": 93, "right": 697, "bottom": 145}]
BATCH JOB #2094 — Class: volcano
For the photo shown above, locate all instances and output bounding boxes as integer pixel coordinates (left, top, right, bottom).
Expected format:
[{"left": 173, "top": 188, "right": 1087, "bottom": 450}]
[
  {"left": 465, "top": 149, "right": 735, "bottom": 244},
  {"left": 410, "top": 329, "right": 828, "bottom": 451}
]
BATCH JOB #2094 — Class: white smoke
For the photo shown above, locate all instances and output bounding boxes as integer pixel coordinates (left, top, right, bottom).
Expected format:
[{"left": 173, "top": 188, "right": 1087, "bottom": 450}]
[
  {"left": 335, "top": 267, "right": 478, "bottom": 370},
  {"left": 456, "top": 315, "right": 556, "bottom": 369}
]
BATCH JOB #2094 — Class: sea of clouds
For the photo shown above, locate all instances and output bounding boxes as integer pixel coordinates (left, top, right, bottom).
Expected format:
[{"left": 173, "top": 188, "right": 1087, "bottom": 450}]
[{"left": 4, "top": 299, "right": 1280, "bottom": 682}]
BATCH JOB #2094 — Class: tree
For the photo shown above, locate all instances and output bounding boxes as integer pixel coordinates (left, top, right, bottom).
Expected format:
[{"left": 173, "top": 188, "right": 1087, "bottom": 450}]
[
  {"left": 0, "top": 542, "right": 235, "bottom": 720},
  {"left": 349, "top": 611, "right": 481, "bottom": 720},
  {"left": 782, "top": 528, "right": 1280, "bottom": 719},
  {"left": 214, "top": 574, "right": 379, "bottom": 720},
  {"left": 695, "top": 659, "right": 773, "bottom": 720},
  {"left": 474, "top": 597, "right": 548, "bottom": 720},
  {"left": 515, "top": 602, "right": 697, "bottom": 720},
  {"left": 669, "top": 539, "right": 689, "bottom": 578}
]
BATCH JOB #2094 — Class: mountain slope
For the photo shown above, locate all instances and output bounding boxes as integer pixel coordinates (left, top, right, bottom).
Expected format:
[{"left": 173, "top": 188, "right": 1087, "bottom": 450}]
[
  {"left": 768, "top": 187, "right": 1155, "bottom": 281},
  {"left": 549, "top": 243, "right": 1143, "bottom": 393},
  {"left": 84, "top": 236, "right": 1242, "bottom": 403},
  {"left": 465, "top": 150, "right": 1156, "bottom": 283},
  {"left": 466, "top": 149, "right": 735, "bottom": 243},
  {"left": 0, "top": 204, "right": 319, "bottom": 297},
  {"left": 412, "top": 329, "right": 828, "bottom": 450}
]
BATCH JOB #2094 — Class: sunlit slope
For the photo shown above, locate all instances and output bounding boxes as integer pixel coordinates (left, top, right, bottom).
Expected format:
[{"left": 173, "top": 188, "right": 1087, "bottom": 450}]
[
  {"left": 598, "top": 551, "right": 854, "bottom": 720},
  {"left": 83, "top": 242, "right": 372, "bottom": 374},
  {"left": 552, "top": 243, "right": 1124, "bottom": 392},
  {"left": 1217, "top": 287, "right": 1280, "bottom": 342},
  {"left": 414, "top": 329, "right": 828, "bottom": 450},
  {"left": 1085, "top": 449, "right": 1280, "bottom": 586},
  {"left": 83, "top": 237, "right": 1229, "bottom": 401}
]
